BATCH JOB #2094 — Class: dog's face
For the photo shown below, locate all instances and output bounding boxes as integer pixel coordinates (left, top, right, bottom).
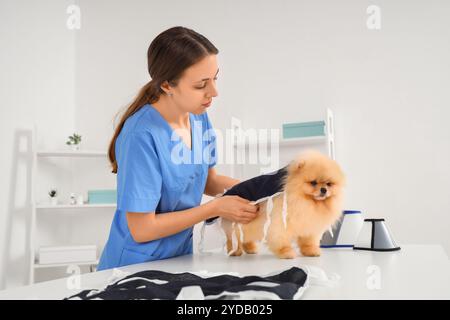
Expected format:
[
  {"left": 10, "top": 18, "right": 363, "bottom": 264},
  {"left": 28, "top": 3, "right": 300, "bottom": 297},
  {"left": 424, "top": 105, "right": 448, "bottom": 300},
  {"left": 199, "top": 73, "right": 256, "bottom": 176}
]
[
  {"left": 301, "top": 173, "right": 341, "bottom": 201},
  {"left": 288, "top": 151, "right": 346, "bottom": 201}
]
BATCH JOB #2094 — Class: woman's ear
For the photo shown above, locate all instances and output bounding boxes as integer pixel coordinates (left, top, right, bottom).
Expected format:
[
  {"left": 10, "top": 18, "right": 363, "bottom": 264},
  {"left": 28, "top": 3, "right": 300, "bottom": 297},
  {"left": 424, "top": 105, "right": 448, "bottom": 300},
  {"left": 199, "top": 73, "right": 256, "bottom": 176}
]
[{"left": 159, "top": 80, "right": 172, "bottom": 95}]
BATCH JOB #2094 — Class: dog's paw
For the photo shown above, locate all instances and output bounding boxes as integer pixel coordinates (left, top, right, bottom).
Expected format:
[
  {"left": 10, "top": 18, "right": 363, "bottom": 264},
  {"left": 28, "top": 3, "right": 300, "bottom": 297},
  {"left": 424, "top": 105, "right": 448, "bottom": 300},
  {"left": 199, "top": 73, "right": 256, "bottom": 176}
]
[
  {"left": 243, "top": 242, "right": 258, "bottom": 254},
  {"left": 275, "top": 246, "right": 296, "bottom": 259},
  {"left": 301, "top": 245, "right": 321, "bottom": 257},
  {"left": 228, "top": 248, "right": 243, "bottom": 256}
]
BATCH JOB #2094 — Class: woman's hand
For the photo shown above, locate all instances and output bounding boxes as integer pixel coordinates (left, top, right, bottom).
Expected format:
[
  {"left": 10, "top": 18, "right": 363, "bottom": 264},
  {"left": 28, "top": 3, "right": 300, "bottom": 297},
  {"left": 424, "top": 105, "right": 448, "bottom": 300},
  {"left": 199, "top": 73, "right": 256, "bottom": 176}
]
[{"left": 210, "top": 195, "right": 259, "bottom": 224}]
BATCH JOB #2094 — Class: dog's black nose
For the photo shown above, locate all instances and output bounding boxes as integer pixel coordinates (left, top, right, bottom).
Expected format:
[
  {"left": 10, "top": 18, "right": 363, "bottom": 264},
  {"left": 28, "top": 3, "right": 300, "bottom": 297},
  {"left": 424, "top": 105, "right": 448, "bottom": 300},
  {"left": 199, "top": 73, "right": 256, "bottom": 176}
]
[{"left": 320, "top": 188, "right": 327, "bottom": 194}]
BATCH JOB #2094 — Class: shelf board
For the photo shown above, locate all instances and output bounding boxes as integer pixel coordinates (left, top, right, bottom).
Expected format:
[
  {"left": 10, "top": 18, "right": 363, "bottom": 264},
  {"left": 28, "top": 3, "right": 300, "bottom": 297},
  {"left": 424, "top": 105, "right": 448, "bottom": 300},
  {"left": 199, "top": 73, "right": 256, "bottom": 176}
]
[
  {"left": 36, "top": 203, "right": 116, "bottom": 209},
  {"left": 36, "top": 150, "right": 107, "bottom": 158},
  {"left": 233, "top": 135, "right": 327, "bottom": 148},
  {"left": 34, "top": 260, "right": 99, "bottom": 269},
  {"left": 280, "top": 136, "right": 327, "bottom": 146}
]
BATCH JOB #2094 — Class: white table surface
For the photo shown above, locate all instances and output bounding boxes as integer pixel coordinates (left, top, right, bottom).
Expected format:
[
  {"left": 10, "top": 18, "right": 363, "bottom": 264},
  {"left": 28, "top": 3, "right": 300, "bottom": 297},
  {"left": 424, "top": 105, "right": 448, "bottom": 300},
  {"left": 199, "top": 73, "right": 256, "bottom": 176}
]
[{"left": 0, "top": 245, "right": 448, "bottom": 300}]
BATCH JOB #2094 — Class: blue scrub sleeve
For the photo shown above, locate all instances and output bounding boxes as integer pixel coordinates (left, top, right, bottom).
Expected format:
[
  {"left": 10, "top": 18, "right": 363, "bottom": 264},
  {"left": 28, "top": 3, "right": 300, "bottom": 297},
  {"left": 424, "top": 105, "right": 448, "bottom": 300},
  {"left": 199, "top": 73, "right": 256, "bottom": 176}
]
[
  {"left": 204, "top": 112, "right": 217, "bottom": 168},
  {"left": 117, "top": 131, "right": 162, "bottom": 213}
]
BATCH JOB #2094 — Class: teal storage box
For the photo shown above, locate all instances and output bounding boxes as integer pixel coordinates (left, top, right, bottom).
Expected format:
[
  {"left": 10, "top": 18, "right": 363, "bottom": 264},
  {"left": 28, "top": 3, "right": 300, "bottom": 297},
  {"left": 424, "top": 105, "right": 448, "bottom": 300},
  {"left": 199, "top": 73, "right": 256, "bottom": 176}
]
[
  {"left": 88, "top": 189, "right": 117, "bottom": 204},
  {"left": 282, "top": 121, "right": 325, "bottom": 139}
]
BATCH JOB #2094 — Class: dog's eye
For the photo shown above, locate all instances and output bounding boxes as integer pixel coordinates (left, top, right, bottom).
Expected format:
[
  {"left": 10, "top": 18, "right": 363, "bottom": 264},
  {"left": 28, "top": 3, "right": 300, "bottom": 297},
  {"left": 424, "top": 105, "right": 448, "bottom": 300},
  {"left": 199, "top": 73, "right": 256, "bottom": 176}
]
[
  {"left": 327, "top": 182, "right": 333, "bottom": 187},
  {"left": 310, "top": 181, "right": 317, "bottom": 186}
]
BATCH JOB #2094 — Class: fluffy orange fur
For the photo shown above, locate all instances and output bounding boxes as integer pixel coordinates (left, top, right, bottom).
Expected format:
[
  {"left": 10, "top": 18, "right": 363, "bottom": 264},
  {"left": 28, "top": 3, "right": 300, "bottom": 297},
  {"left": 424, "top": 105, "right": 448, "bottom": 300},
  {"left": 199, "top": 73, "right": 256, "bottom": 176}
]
[{"left": 222, "top": 150, "right": 346, "bottom": 258}]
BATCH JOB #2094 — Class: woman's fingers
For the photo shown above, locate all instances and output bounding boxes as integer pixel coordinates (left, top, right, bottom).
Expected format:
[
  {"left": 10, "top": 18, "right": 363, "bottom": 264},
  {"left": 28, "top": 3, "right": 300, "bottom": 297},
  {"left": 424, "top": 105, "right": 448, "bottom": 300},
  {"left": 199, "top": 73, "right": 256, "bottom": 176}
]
[
  {"left": 218, "top": 195, "right": 258, "bottom": 223},
  {"left": 245, "top": 203, "right": 258, "bottom": 213},
  {"left": 239, "top": 209, "right": 258, "bottom": 222},
  {"left": 234, "top": 196, "right": 251, "bottom": 204}
]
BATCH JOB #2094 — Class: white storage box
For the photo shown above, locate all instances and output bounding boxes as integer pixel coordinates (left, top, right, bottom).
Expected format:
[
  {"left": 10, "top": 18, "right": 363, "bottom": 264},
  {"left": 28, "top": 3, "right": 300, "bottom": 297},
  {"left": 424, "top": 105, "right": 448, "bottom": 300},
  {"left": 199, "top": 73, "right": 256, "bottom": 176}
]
[{"left": 38, "top": 245, "right": 97, "bottom": 265}]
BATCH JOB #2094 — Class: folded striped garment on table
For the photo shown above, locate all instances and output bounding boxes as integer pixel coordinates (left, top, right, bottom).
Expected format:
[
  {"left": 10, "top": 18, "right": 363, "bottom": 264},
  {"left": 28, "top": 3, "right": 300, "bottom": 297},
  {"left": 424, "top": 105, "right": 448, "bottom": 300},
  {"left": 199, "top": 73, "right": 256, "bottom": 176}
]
[{"left": 65, "top": 266, "right": 308, "bottom": 300}]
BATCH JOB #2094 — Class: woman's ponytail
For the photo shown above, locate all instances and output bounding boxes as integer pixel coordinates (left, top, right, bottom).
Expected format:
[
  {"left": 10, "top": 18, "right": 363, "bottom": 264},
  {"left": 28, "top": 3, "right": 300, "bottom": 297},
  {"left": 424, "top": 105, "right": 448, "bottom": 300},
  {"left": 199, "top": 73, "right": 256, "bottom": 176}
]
[{"left": 108, "top": 80, "right": 161, "bottom": 173}]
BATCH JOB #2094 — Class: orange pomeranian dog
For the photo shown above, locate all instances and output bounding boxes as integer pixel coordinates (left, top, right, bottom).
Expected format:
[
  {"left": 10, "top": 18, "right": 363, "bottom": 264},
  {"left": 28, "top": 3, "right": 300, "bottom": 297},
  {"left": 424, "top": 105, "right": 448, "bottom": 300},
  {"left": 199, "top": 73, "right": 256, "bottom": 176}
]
[{"left": 221, "top": 150, "right": 346, "bottom": 258}]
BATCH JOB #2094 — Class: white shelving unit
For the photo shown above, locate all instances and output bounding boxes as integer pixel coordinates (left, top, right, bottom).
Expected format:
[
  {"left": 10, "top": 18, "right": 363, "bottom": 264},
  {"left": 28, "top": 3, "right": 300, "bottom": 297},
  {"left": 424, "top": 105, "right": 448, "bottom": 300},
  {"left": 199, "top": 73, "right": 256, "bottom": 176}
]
[
  {"left": 230, "top": 108, "right": 335, "bottom": 179},
  {"left": 36, "top": 150, "right": 108, "bottom": 158},
  {"left": 29, "top": 129, "right": 115, "bottom": 284},
  {"left": 34, "top": 260, "right": 100, "bottom": 270},
  {"left": 36, "top": 203, "right": 116, "bottom": 210}
]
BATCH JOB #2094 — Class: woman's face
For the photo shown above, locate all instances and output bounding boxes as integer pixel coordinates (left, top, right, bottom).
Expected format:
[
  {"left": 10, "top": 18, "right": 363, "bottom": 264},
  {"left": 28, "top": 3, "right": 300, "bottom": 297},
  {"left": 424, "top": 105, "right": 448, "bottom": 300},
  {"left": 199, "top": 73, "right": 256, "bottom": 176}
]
[{"left": 171, "top": 54, "right": 219, "bottom": 115}]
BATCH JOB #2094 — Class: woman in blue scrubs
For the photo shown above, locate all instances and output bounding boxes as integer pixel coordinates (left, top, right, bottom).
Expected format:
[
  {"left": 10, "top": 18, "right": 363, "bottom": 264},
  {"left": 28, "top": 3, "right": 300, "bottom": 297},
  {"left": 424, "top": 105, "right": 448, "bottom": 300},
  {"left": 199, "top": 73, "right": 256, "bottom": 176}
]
[{"left": 97, "top": 27, "right": 258, "bottom": 271}]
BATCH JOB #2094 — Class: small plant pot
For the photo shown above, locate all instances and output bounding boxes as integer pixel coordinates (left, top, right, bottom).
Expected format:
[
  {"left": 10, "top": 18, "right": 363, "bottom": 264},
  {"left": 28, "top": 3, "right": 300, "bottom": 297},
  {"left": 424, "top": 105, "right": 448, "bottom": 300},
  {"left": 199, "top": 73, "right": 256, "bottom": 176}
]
[
  {"left": 70, "top": 144, "right": 80, "bottom": 151},
  {"left": 50, "top": 197, "right": 58, "bottom": 206}
]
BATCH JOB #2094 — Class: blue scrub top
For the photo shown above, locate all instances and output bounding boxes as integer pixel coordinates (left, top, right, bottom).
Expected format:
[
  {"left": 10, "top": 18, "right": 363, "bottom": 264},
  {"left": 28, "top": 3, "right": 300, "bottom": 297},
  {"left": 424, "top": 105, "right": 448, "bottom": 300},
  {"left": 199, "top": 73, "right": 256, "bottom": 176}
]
[{"left": 97, "top": 103, "right": 217, "bottom": 271}]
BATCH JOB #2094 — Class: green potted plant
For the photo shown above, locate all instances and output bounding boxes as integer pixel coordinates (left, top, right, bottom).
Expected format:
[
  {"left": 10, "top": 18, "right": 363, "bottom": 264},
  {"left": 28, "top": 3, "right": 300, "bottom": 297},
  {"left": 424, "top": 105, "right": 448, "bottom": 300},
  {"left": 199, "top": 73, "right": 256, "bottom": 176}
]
[
  {"left": 66, "top": 133, "right": 82, "bottom": 151},
  {"left": 48, "top": 189, "right": 58, "bottom": 206}
]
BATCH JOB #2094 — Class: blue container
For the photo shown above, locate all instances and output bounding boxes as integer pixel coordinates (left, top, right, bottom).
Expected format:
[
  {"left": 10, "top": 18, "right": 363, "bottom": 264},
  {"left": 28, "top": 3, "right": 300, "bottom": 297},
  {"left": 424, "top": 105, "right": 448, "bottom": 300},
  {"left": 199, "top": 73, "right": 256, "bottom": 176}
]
[
  {"left": 88, "top": 189, "right": 117, "bottom": 204},
  {"left": 282, "top": 121, "right": 325, "bottom": 139}
]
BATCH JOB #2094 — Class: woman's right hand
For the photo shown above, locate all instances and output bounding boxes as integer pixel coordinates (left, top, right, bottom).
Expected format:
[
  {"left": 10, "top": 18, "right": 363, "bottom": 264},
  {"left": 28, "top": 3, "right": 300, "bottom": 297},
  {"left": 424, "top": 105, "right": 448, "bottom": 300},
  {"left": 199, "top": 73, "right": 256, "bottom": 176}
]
[{"left": 210, "top": 195, "right": 259, "bottom": 224}]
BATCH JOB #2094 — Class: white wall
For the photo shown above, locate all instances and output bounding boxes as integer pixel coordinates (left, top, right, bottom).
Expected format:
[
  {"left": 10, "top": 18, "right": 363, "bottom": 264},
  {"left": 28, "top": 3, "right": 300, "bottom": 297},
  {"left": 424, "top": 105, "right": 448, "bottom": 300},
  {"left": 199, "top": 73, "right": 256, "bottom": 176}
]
[
  {"left": 0, "top": 0, "right": 77, "bottom": 289},
  {"left": 1, "top": 0, "right": 449, "bottom": 289}
]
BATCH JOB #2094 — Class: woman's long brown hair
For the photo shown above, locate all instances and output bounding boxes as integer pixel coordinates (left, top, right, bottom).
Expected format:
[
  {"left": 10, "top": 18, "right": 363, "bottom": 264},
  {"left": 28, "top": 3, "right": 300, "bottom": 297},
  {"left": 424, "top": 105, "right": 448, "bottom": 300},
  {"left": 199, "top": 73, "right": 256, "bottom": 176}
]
[{"left": 108, "top": 26, "right": 219, "bottom": 173}]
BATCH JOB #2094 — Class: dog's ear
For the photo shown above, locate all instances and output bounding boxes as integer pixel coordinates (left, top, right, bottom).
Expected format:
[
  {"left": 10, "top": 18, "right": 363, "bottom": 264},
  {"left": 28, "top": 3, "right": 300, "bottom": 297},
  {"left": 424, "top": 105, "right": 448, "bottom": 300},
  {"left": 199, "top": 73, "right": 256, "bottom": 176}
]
[
  {"left": 288, "top": 157, "right": 306, "bottom": 173},
  {"left": 296, "top": 159, "right": 306, "bottom": 170}
]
